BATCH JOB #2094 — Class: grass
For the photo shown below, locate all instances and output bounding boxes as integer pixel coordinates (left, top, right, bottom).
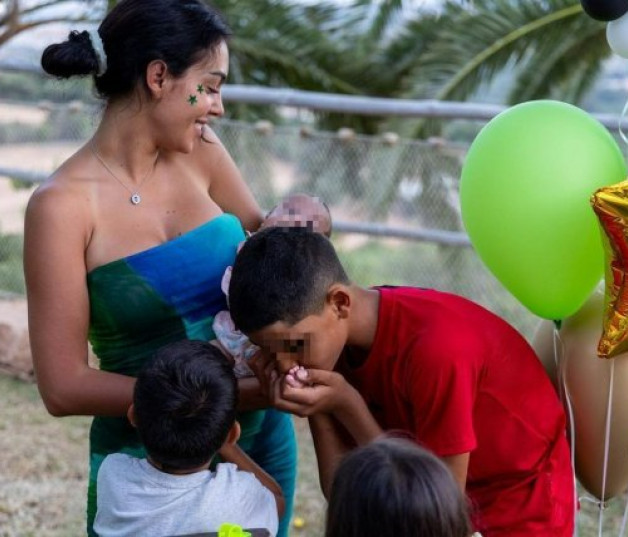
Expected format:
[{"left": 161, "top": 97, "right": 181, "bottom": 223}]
[
  {"left": 0, "top": 375, "right": 89, "bottom": 537},
  {"left": 0, "top": 234, "right": 24, "bottom": 296},
  {"left": 2, "top": 372, "right": 628, "bottom": 537}
]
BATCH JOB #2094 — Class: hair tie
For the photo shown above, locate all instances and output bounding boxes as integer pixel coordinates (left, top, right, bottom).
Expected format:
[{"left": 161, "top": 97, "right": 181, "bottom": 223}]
[{"left": 87, "top": 28, "right": 107, "bottom": 77}]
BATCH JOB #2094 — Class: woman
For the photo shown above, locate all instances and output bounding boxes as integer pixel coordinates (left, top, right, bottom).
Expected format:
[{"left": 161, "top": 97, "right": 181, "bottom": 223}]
[{"left": 24, "top": 1, "right": 296, "bottom": 535}]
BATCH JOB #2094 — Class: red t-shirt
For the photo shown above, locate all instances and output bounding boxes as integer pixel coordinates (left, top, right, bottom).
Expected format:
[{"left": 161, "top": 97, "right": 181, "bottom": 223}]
[{"left": 344, "top": 287, "right": 574, "bottom": 537}]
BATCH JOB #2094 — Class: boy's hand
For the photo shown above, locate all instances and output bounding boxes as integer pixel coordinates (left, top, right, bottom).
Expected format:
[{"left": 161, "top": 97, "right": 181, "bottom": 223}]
[
  {"left": 270, "top": 368, "right": 384, "bottom": 445},
  {"left": 268, "top": 368, "right": 358, "bottom": 418}
]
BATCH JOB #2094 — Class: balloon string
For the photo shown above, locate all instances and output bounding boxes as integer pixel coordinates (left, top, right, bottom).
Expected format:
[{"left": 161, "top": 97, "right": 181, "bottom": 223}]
[
  {"left": 619, "top": 492, "right": 628, "bottom": 537},
  {"left": 619, "top": 96, "right": 628, "bottom": 147},
  {"left": 554, "top": 327, "right": 579, "bottom": 535},
  {"left": 580, "top": 494, "right": 606, "bottom": 505},
  {"left": 598, "top": 358, "right": 615, "bottom": 537}
]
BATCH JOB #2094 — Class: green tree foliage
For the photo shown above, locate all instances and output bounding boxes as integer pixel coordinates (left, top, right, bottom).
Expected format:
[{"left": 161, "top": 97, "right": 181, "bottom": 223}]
[
  {"left": 0, "top": 0, "right": 102, "bottom": 48},
  {"left": 4, "top": 1, "right": 606, "bottom": 127},
  {"left": 411, "top": 0, "right": 604, "bottom": 106},
  {"left": 3, "top": 0, "right": 613, "bottom": 230}
]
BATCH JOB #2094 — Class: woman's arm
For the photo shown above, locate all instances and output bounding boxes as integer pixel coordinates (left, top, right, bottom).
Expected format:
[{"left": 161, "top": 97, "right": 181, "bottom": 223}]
[
  {"left": 209, "top": 341, "right": 269, "bottom": 411},
  {"left": 198, "top": 127, "right": 264, "bottom": 232},
  {"left": 24, "top": 183, "right": 135, "bottom": 417},
  {"left": 237, "top": 376, "right": 269, "bottom": 411}
]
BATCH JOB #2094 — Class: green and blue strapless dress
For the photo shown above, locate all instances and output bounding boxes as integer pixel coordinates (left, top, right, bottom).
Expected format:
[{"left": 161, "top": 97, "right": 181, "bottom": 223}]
[{"left": 86, "top": 213, "right": 296, "bottom": 537}]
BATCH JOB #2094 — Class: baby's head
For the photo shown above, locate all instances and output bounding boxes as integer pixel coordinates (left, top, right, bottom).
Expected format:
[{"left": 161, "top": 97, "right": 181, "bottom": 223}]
[
  {"left": 130, "top": 340, "right": 238, "bottom": 472},
  {"left": 262, "top": 193, "right": 332, "bottom": 237}
]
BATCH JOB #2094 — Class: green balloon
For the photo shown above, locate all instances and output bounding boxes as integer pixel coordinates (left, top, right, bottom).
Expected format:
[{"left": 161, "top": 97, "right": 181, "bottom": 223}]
[{"left": 460, "top": 100, "right": 626, "bottom": 320}]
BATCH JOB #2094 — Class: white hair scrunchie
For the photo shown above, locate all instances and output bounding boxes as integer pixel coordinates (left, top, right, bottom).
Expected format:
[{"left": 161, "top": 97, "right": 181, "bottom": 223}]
[{"left": 87, "top": 28, "right": 107, "bottom": 77}]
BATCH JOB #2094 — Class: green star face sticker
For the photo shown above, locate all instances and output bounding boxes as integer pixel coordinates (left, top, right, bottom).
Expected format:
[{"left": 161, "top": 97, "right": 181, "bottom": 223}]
[
  {"left": 197, "top": 84, "right": 204, "bottom": 93},
  {"left": 188, "top": 94, "right": 198, "bottom": 105}
]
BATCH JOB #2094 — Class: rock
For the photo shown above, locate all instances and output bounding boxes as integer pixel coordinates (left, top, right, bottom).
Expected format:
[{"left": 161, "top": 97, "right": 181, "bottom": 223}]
[{"left": 0, "top": 300, "right": 33, "bottom": 382}]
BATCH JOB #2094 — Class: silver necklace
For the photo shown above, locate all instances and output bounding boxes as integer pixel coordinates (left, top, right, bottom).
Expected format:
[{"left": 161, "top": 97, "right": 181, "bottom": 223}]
[{"left": 90, "top": 140, "right": 159, "bottom": 205}]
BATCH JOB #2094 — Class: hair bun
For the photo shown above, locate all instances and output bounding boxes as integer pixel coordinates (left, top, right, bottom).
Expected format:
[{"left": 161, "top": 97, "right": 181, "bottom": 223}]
[{"left": 41, "top": 30, "right": 99, "bottom": 78}]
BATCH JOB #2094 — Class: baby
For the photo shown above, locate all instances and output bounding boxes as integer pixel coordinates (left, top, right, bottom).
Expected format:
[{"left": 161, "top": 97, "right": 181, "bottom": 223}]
[
  {"left": 260, "top": 193, "right": 332, "bottom": 236},
  {"left": 213, "top": 193, "right": 332, "bottom": 377}
]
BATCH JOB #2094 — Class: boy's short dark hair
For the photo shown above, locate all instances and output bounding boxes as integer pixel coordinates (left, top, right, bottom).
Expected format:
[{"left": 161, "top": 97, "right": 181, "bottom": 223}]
[
  {"left": 133, "top": 340, "right": 237, "bottom": 471},
  {"left": 229, "top": 227, "right": 350, "bottom": 334}
]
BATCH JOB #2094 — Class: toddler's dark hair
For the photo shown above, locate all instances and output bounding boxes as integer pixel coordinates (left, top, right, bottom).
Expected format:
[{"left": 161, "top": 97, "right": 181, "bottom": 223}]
[
  {"left": 133, "top": 340, "right": 237, "bottom": 471},
  {"left": 326, "top": 437, "right": 473, "bottom": 537}
]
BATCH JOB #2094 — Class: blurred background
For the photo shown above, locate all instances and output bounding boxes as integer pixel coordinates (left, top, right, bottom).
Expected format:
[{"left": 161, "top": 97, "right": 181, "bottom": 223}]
[{"left": 2, "top": 0, "right": 628, "bottom": 535}]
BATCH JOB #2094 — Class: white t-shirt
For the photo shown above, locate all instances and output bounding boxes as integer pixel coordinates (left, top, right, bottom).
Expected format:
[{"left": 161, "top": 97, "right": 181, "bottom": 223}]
[{"left": 94, "top": 453, "right": 278, "bottom": 537}]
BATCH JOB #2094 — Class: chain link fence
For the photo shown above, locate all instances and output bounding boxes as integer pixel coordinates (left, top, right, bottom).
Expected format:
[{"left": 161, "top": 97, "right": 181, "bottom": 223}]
[
  {"left": 214, "top": 119, "right": 538, "bottom": 338},
  {"left": 0, "top": 80, "right": 540, "bottom": 339}
]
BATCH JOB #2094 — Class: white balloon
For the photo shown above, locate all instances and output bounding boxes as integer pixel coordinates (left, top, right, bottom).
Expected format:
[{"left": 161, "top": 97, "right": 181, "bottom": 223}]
[{"left": 607, "top": 10, "right": 628, "bottom": 59}]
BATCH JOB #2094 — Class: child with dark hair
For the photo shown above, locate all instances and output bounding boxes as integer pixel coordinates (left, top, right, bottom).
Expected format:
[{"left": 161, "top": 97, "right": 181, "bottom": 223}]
[
  {"left": 228, "top": 227, "right": 575, "bottom": 537},
  {"left": 326, "top": 437, "right": 477, "bottom": 537},
  {"left": 213, "top": 193, "right": 332, "bottom": 377},
  {"left": 94, "top": 340, "right": 283, "bottom": 537}
]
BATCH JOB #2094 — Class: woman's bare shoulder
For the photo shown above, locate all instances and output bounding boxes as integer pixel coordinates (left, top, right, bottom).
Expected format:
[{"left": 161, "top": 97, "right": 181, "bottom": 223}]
[
  {"left": 172, "top": 125, "right": 235, "bottom": 187},
  {"left": 25, "top": 157, "right": 95, "bottom": 234},
  {"left": 200, "top": 124, "right": 223, "bottom": 148},
  {"left": 193, "top": 125, "right": 231, "bottom": 165}
]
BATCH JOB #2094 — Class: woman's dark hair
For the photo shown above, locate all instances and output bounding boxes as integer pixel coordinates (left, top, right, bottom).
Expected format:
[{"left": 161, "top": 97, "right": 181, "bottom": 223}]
[
  {"left": 41, "top": 0, "right": 231, "bottom": 100},
  {"left": 326, "top": 437, "right": 473, "bottom": 537},
  {"left": 133, "top": 340, "right": 238, "bottom": 471}
]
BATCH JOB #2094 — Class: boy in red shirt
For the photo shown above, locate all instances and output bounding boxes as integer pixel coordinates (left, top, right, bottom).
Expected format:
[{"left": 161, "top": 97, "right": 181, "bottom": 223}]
[{"left": 228, "top": 227, "right": 575, "bottom": 537}]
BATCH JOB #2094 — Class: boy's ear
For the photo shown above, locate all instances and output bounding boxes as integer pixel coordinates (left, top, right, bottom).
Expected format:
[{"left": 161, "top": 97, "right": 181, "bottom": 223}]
[
  {"left": 145, "top": 59, "right": 169, "bottom": 97},
  {"left": 225, "top": 421, "right": 241, "bottom": 445},
  {"left": 127, "top": 404, "right": 137, "bottom": 428},
  {"left": 327, "top": 284, "right": 351, "bottom": 320}
]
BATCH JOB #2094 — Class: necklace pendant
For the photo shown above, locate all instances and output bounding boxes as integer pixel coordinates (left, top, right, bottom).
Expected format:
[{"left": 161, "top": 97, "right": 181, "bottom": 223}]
[{"left": 130, "top": 193, "right": 141, "bottom": 205}]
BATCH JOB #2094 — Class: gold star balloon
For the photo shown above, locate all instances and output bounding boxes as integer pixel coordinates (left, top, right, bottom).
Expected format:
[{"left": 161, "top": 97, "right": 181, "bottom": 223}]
[{"left": 591, "top": 178, "right": 628, "bottom": 358}]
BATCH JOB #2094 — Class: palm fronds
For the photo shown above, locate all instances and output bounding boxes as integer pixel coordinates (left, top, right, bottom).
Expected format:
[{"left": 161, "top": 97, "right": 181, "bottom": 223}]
[{"left": 408, "top": 0, "right": 606, "bottom": 105}]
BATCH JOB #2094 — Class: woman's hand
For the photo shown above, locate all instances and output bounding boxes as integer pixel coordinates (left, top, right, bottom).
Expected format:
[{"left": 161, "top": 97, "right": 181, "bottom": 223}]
[{"left": 249, "top": 349, "right": 276, "bottom": 397}]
